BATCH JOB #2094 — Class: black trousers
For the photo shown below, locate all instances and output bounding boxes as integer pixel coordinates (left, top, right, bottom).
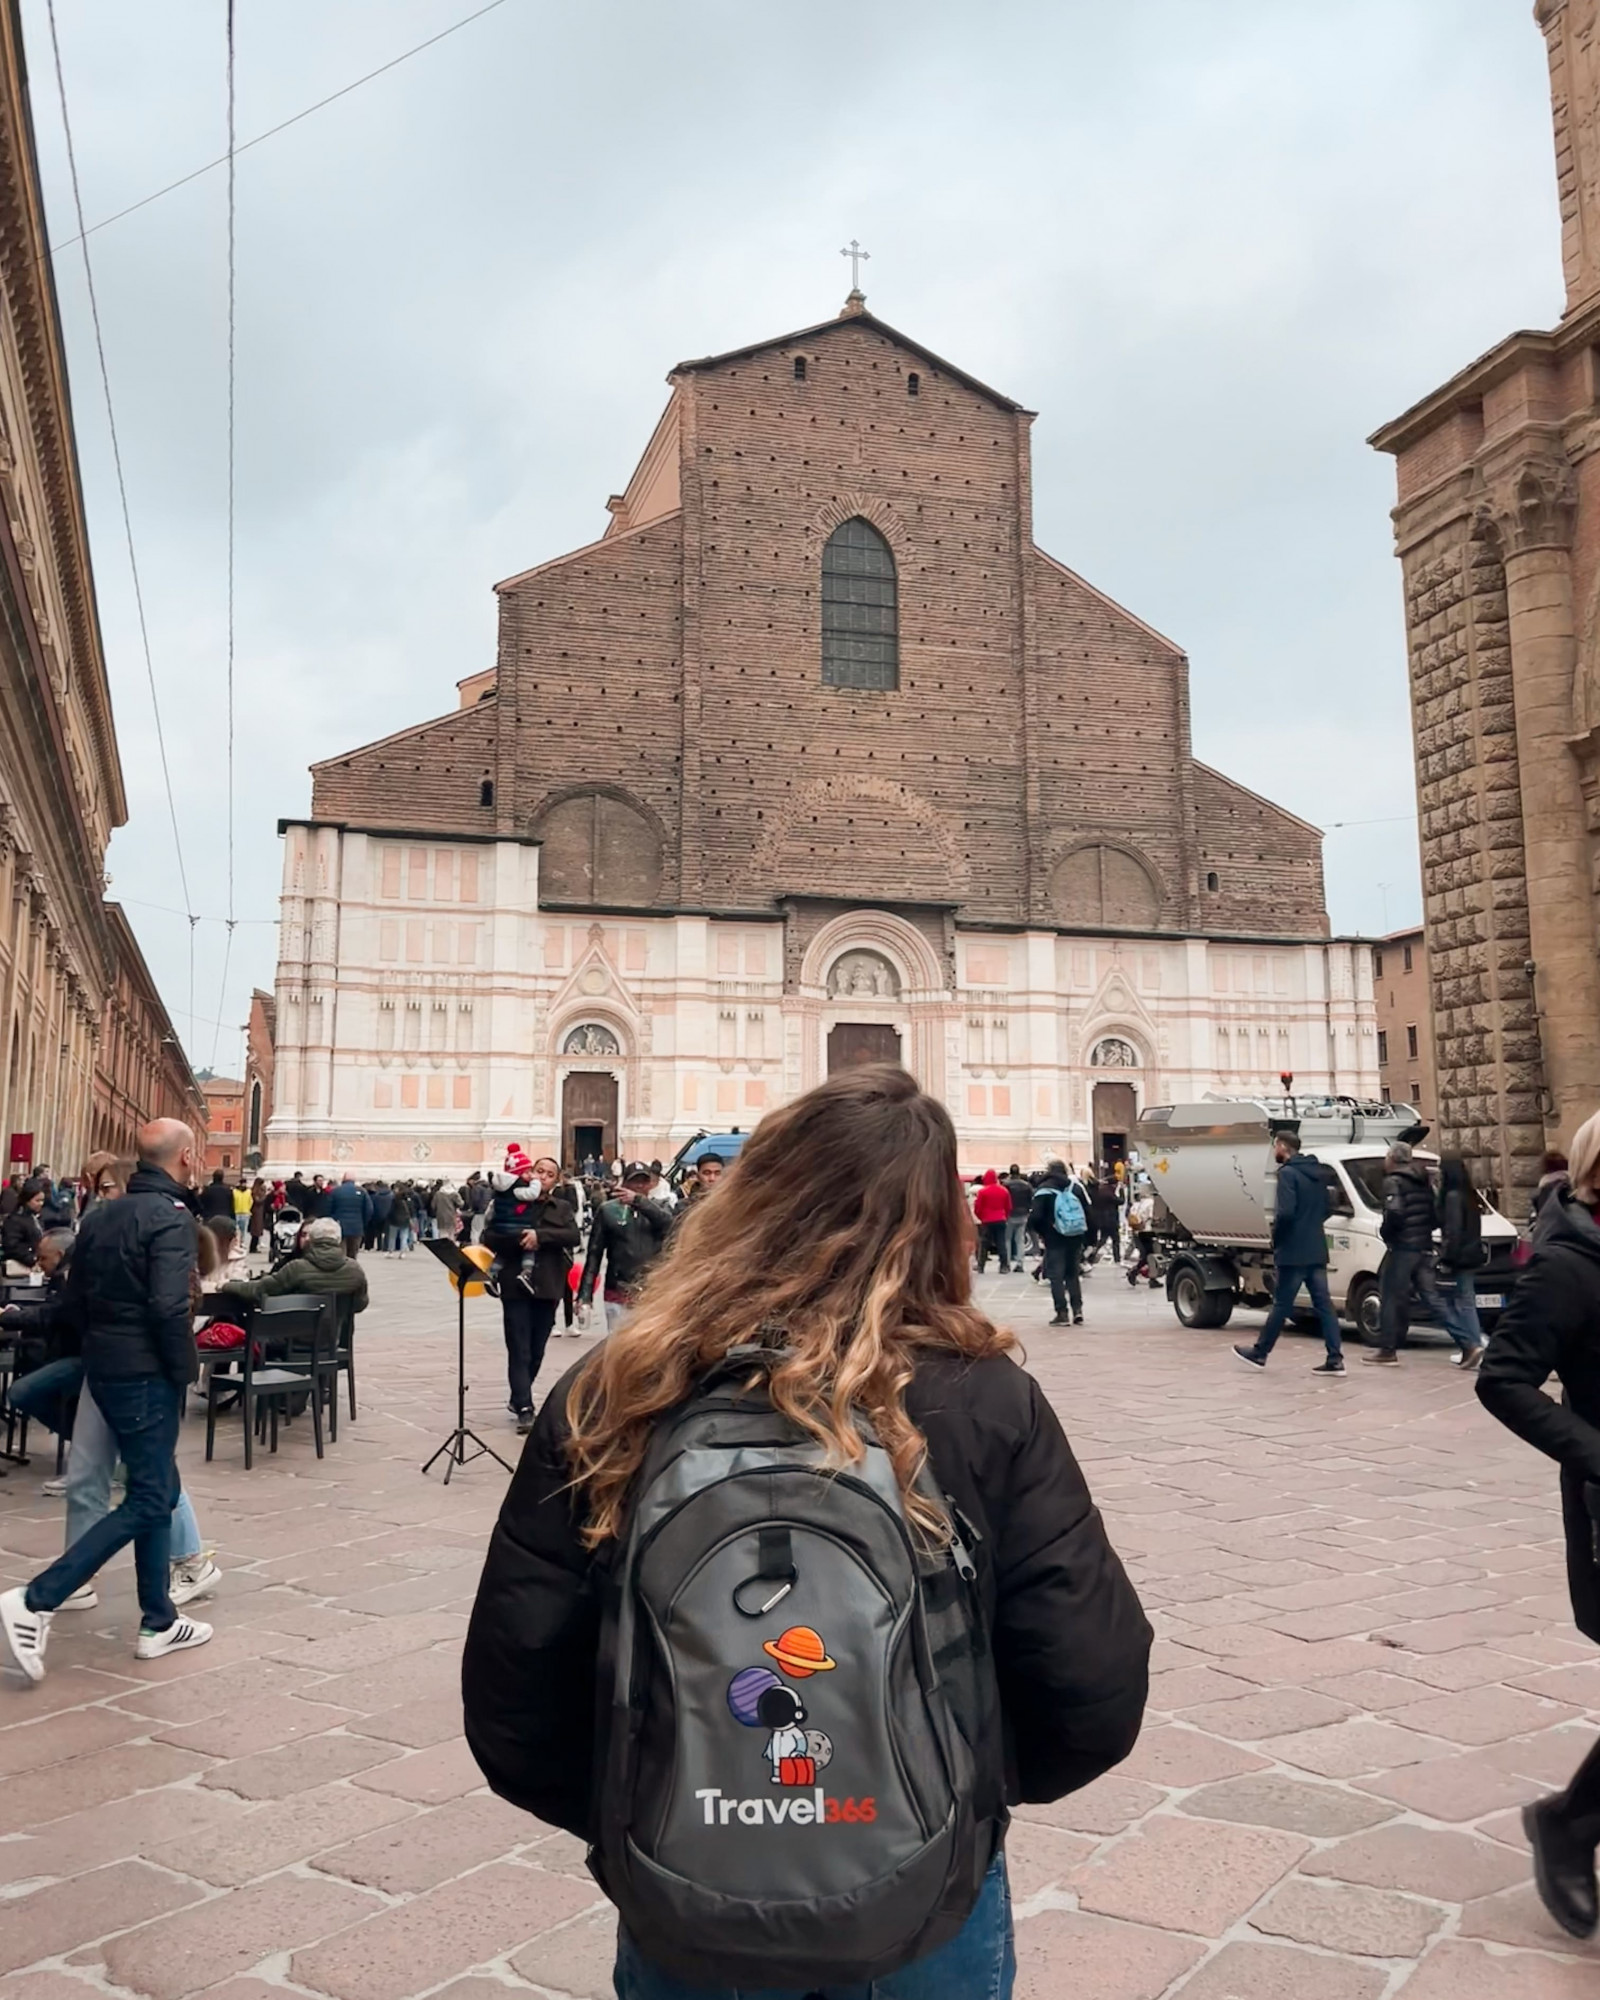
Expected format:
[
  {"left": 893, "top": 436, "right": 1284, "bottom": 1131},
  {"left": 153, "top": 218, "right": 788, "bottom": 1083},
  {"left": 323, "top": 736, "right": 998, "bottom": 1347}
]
[
  {"left": 1561, "top": 1731, "right": 1600, "bottom": 1838},
  {"left": 977, "top": 1220, "right": 1009, "bottom": 1271},
  {"left": 1044, "top": 1236, "right": 1083, "bottom": 1318},
  {"left": 501, "top": 1292, "right": 558, "bottom": 1413}
]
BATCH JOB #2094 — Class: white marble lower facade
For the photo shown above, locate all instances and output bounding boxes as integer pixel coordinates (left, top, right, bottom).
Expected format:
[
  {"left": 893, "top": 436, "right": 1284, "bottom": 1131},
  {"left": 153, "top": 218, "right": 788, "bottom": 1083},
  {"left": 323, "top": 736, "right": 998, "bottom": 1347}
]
[{"left": 264, "top": 826, "right": 1380, "bottom": 1178}]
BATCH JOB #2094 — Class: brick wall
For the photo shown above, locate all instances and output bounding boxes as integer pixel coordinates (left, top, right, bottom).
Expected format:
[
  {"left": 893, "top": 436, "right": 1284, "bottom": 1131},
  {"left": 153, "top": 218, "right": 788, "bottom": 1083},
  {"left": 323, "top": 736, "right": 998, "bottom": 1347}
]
[{"left": 310, "top": 702, "right": 496, "bottom": 834}]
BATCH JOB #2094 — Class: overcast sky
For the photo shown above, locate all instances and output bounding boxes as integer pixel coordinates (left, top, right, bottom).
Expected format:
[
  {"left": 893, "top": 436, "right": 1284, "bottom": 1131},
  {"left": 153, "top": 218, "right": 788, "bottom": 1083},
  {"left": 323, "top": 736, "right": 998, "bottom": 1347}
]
[{"left": 21, "top": 0, "right": 1563, "bottom": 1077}]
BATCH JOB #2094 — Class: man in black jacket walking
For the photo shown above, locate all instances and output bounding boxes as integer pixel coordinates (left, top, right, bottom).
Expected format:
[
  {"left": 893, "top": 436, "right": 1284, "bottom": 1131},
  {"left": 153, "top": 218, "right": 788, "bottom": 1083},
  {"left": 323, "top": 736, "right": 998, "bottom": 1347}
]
[
  {"left": 0, "top": 1119, "right": 212, "bottom": 1682},
  {"left": 483, "top": 1152, "right": 581, "bottom": 1434},
  {"left": 1368, "top": 1141, "right": 1471, "bottom": 1366}
]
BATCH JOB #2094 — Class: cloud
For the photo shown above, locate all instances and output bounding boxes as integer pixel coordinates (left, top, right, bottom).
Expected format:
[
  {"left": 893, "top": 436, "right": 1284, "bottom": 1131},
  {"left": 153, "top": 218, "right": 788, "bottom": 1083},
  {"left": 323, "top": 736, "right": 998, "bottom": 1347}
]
[{"left": 25, "top": 0, "right": 1560, "bottom": 1063}]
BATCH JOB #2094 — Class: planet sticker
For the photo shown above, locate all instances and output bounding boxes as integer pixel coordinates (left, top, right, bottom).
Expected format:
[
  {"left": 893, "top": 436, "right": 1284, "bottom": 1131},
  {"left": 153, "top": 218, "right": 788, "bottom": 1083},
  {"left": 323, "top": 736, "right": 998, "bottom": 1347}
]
[
  {"left": 805, "top": 1729, "right": 834, "bottom": 1768},
  {"left": 762, "top": 1625, "right": 838, "bottom": 1679},
  {"left": 726, "top": 1665, "right": 782, "bottom": 1726}
]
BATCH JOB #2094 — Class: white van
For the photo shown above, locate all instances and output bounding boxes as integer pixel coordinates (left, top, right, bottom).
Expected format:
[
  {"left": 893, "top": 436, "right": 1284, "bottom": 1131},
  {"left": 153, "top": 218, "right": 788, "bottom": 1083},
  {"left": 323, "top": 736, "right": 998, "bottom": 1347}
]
[{"left": 1137, "top": 1099, "right": 1521, "bottom": 1340}]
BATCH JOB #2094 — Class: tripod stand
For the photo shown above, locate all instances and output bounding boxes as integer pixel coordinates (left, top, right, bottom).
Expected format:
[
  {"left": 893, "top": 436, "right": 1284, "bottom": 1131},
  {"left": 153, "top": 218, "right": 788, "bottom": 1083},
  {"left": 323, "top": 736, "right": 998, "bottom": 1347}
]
[{"left": 421, "top": 1238, "right": 513, "bottom": 1482}]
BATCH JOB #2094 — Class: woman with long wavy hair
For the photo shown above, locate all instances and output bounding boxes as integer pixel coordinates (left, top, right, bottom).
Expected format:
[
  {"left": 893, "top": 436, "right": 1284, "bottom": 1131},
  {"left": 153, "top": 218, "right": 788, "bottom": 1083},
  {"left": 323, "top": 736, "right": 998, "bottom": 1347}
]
[{"left": 464, "top": 1064, "right": 1150, "bottom": 2000}]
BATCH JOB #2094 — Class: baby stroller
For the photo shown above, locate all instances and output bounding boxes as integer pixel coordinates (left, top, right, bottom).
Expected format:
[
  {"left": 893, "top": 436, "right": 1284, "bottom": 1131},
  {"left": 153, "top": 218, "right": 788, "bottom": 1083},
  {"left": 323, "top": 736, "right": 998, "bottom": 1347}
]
[{"left": 269, "top": 1205, "right": 303, "bottom": 1270}]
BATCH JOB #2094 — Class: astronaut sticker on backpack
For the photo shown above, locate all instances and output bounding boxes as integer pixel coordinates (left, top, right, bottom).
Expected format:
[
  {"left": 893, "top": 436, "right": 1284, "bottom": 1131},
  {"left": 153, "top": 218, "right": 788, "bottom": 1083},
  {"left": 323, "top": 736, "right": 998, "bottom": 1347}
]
[{"left": 727, "top": 1625, "right": 835, "bottom": 1784}]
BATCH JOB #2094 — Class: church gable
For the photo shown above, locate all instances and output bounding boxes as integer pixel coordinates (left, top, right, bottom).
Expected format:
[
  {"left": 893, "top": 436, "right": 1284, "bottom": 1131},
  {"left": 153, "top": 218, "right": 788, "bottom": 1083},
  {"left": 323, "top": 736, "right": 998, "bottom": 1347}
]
[
  {"left": 1191, "top": 762, "right": 1326, "bottom": 938},
  {"left": 308, "top": 701, "right": 497, "bottom": 835}
]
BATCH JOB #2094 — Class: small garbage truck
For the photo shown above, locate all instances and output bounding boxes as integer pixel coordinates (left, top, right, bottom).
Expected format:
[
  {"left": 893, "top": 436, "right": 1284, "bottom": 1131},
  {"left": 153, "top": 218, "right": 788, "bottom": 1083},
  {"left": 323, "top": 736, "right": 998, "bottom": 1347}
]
[{"left": 1135, "top": 1097, "right": 1521, "bottom": 1340}]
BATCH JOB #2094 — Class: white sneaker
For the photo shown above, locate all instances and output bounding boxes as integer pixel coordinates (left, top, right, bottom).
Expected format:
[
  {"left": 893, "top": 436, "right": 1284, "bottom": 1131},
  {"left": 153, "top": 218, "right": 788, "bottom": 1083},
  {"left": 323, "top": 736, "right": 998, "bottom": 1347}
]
[
  {"left": 40, "top": 1475, "right": 67, "bottom": 1497},
  {"left": 58, "top": 1583, "right": 98, "bottom": 1610},
  {"left": 169, "top": 1555, "right": 221, "bottom": 1607},
  {"left": 135, "top": 1615, "right": 213, "bottom": 1661},
  {"left": 0, "top": 1585, "right": 51, "bottom": 1682}
]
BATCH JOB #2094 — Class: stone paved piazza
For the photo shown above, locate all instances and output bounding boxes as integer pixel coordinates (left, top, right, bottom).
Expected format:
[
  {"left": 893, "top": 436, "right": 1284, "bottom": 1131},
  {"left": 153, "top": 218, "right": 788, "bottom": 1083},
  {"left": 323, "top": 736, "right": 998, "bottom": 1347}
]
[{"left": 1, "top": 1254, "right": 1597, "bottom": 1998}]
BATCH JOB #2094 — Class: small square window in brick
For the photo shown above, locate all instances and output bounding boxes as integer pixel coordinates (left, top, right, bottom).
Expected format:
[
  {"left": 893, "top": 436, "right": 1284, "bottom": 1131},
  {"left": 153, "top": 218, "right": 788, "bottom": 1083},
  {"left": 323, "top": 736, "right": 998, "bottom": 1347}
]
[{"left": 821, "top": 517, "right": 898, "bottom": 690}]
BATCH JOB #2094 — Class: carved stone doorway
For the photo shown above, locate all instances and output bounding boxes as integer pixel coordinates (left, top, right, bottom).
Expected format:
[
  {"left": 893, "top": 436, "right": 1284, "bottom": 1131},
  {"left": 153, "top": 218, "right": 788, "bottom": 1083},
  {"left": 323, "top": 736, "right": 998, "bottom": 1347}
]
[
  {"left": 562, "top": 1070, "right": 618, "bottom": 1170},
  {"left": 1092, "top": 1079, "right": 1137, "bottom": 1170},
  {"left": 827, "top": 1022, "right": 902, "bottom": 1074}
]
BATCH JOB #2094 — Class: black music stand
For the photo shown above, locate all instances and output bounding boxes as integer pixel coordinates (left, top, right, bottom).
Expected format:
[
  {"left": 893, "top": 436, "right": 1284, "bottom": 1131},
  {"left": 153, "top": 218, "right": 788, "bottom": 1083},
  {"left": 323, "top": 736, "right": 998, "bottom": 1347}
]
[{"left": 421, "top": 1238, "right": 513, "bottom": 1482}]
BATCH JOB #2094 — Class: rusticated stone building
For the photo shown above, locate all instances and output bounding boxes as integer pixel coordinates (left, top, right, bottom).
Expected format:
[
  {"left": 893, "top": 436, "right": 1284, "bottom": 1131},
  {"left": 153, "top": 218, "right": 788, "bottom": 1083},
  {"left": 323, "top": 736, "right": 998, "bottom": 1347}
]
[
  {"left": 1371, "top": 0, "right": 1600, "bottom": 1200},
  {"left": 270, "top": 297, "right": 1375, "bottom": 1176}
]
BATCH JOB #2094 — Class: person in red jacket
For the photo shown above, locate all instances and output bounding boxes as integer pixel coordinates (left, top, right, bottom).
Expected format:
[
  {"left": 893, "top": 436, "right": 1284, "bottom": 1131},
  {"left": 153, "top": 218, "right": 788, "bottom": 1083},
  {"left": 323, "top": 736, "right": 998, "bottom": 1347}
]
[{"left": 974, "top": 1168, "right": 1013, "bottom": 1273}]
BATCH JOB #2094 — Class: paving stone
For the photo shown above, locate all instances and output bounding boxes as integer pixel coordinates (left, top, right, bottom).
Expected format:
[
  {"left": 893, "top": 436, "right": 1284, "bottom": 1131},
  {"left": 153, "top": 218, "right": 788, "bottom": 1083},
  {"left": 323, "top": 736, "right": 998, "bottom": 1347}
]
[
  {"left": 1175, "top": 1940, "right": 1389, "bottom": 1999},
  {"left": 348, "top": 1734, "right": 485, "bottom": 1803},
  {"left": 508, "top": 1906, "right": 620, "bottom": 1998},
  {"left": 1250, "top": 1877, "right": 1447, "bottom": 1958},
  {"left": 1459, "top": 1881, "right": 1600, "bottom": 1953},
  {"left": 146, "top": 1781, "right": 416, "bottom": 1886},
  {"left": 0, "top": 1859, "right": 206, "bottom": 1976},
  {"left": 1356, "top": 1751, "right": 1542, "bottom": 1822},
  {"left": 1011, "top": 1774, "right": 1163, "bottom": 1836},
  {"left": 1116, "top": 1724, "right": 1269, "bottom": 1787},
  {"left": 0, "top": 1741, "right": 212, "bottom": 1834},
  {"left": 313, "top": 1791, "right": 535, "bottom": 1894},
  {"left": 1396, "top": 1941, "right": 1597, "bottom": 1997},
  {"left": 1012, "top": 1909, "right": 1204, "bottom": 1999},
  {"left": 1176, "top": 1687, "right": 1354, "bottom": 1740},
  {"left": 98, "top": 1872, "right": 384, "bottom": 2000},
  {"left": 1003, "top": 1820, "right": 1098, "bottom": 1898},
  {"left": 1302, "top": 1823, "right": 1530, "bottom": 1902},
  {"left": 1177, "top": 1775, "right": 1397, "bottom": 1838},
  {"left": 1258, "top": 1718, "right": 1455, "bottom": 1779},
  {"left": 1385, "top": 1684, "right": 1582, "bottom": 1747},
  {"left": 1073, "top": 1814, "right": 1308, "bottom": 1935},
  {"left": 345, "top": 1693, "right": 465, "bottom": 1747},
  {"left": 201, "top": 1730, "right": 404, "bottom": 1800},
  {"left": 153, "top": 1692, "right": 361, "bottom": 1759},
  {"left": 291, "top": 1861, "right": 603, "bottom": 2000},
  {"left": 1146, "top": 1664, "right": 1258, "bottom": 1710}
]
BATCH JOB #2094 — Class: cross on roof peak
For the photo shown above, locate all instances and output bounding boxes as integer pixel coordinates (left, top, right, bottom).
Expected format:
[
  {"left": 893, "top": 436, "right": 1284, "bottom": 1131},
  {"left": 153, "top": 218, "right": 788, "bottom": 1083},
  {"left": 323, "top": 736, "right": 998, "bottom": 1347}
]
[{"left": 840, "top": 238, "right": 870, "bottom": 293}]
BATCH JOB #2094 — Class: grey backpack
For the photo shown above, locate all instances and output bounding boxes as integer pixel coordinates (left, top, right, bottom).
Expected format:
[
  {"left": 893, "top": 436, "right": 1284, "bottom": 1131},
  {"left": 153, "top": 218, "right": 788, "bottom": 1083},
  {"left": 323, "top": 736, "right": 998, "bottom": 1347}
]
[{"left": 590, "top": 1346, "right": 1005, "bottom": 1990}]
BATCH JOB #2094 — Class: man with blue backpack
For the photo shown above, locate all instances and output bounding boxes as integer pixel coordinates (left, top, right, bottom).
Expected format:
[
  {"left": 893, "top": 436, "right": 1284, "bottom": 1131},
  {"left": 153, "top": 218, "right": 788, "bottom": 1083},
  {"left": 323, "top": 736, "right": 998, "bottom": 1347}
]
[{"left": 1026, "top": 1159, "right": 1089, "bottom": 1326}]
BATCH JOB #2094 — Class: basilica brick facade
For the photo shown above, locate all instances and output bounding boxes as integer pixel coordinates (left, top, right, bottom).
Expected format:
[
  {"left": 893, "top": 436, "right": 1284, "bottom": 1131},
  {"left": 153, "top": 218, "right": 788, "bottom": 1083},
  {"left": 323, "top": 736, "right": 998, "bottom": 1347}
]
[
  {"left": 270, "top": 300, "right": 1374, "bottom": 1175},
  {"left": 1371, "top": 0, "right": 1600, "bottom": 1201}
]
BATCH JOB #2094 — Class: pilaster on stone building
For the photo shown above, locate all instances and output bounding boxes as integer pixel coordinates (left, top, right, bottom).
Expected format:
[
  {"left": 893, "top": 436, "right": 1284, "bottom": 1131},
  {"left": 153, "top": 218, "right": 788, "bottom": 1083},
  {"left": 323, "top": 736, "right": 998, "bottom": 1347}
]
[{"left": 1372, "top": 0, "right": 1600, "bottom": 1199}]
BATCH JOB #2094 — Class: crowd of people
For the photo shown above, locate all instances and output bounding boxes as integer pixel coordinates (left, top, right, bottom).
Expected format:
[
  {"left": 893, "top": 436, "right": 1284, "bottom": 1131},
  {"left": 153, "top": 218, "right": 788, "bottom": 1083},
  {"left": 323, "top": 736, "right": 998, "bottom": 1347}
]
[{"left": 9, "top": 1086, "right": 1600, "bottom": 1981}]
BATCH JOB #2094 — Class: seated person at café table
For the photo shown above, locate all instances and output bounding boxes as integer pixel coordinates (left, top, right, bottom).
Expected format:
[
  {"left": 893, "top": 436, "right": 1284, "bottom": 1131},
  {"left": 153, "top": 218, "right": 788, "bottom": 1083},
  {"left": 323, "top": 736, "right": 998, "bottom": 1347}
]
[{"left": 215, "top": 1216, "right": 370, "bottom": 1317}]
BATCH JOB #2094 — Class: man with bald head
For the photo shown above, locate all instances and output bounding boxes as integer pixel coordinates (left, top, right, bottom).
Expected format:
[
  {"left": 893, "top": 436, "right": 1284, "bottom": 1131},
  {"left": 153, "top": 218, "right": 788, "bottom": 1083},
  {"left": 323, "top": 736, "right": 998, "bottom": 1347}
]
[{"left": 1, "top": 1117, "right": 213, "bottom": 1681}]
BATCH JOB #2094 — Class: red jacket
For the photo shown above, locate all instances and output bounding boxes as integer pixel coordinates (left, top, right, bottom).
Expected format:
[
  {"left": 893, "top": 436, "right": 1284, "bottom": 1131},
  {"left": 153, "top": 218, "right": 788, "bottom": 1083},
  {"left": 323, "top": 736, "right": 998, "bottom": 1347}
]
[{"left": 974, "top": 1171, "right": 1012, "bottom": 1225}]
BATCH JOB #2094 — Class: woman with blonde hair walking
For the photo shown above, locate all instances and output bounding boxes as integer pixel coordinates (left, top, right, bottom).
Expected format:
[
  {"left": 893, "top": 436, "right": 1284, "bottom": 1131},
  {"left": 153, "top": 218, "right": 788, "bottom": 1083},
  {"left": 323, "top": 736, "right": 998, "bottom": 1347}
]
[
  {"left": 1479, "top": 1107, "right": 1600, "bottom": 1938},
  {"left": 464, "top": 1064, "right": 1150, "bottom": 1999}
]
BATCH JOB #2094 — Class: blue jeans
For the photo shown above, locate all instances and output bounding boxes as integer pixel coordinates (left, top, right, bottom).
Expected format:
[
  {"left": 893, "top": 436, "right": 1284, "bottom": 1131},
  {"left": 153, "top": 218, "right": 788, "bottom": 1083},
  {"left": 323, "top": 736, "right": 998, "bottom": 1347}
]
[
  {"left": 1251, "top": 1264, "right": 1342, "bottom": 1359},
  {"left": 1448, "top": 1267, "right": 1484, "bottom": 1347},
  {"left": 614, "top": 1852, "right": 1014, "bottom": 2000},
  {"left": 66, "top": 1381, "right": 200, "bottom": 1560},
  {"left": 8, "top": 1356, "right": 83, "bottom": 1436},
  {"left": 28, "top": 1376, "right": 182, "bottom": 1629},
  {"left": 1005, "top": 1217, "right": 1026, "bottom": 1269}
]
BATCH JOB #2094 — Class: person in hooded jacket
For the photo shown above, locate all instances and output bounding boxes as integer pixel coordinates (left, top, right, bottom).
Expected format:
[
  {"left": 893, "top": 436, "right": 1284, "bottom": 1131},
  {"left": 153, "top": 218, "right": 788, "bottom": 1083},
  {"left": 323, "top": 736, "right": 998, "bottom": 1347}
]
[
  {"left": 1436, "top": 1154, "right": 1488, "bottom": 1369},
  {"left": 1369, "top": 1141, "right": 1473, "bottom": 1365},
  {"left": 1532, "top": 1149, "right": 1572, "bottom": 1242},
  {"left": 1477, "top": 1108, "right": 1600, "bottom": 1941},
  {"left": 462, "top": 1065, "right": 1150, "bottom": 2000},
  {"left": 2, "top": 1178, "right": 45, "bottom": 1268},
  {"left": 973, "top": 1169, "right": 1012, "bottom": 1273},
  {"left": 1232, "top": 1131, "right": 1344, "bottom": 1374},
  {"left": 1027, "top": 1160, "right": 1086, "bottom": 1327}
]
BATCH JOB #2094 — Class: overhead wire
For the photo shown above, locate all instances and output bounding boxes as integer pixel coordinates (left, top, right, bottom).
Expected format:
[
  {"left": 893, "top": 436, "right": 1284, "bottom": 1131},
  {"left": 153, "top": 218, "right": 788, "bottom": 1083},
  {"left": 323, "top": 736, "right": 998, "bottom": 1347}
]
[
  {"left": 212, "top": 0, "right": 238, "bottom": 1072},
  {"left": 48, "top": 0, "right": 513, "bottom": 255},
  {"left": 43, "top": 0, "right": 198, "bottom": 1048}
]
